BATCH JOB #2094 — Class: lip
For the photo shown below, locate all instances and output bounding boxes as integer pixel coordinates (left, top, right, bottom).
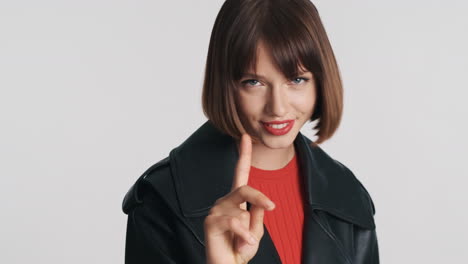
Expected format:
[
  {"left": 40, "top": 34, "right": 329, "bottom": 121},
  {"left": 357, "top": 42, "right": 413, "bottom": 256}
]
[
  {"left": 261, "top": 119, "right": 294, "bottom": 125},
  {"left": 261, "top": 120, "right": 295, "bottom": 136}
]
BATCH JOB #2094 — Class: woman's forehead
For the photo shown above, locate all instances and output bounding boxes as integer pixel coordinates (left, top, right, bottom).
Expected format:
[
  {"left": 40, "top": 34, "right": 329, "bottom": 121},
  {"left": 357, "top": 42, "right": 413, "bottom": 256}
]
[{"left": 243, "top": 39, "right": 310, "bottom": 75}]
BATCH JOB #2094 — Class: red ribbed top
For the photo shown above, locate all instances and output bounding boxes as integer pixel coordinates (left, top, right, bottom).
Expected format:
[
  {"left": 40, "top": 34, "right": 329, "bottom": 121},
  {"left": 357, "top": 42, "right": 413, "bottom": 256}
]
[{"left": 247, "top": 153, "right": 305, "bottom": 264}]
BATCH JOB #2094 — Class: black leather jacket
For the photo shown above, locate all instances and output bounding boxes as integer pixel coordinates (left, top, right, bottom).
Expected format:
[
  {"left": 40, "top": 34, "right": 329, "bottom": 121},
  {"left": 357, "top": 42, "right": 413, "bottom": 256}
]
[{"left": 122, "top": 120, "right": 380, "bottom": 263}]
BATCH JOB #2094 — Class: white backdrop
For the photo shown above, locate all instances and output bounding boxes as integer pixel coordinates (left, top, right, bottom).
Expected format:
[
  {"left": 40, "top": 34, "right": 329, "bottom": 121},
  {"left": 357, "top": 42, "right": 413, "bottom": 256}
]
[{"left": 1, "top": 0, "right": 467, "bottom": 263}]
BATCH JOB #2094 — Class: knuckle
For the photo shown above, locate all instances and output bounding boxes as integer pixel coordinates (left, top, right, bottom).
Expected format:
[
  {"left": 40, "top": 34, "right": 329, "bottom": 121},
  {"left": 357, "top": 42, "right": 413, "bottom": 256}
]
[
  {"left": 239, "top": 211, "right": 250, "bottom": 220},
  {"left": 206, "top": 213, "right": 217, "bottom": 222},
  {"left": 237, "top": 185, "right": 249, "bottom": 195},
  {"left": 208, "top": 205, "right": 220, "bottom": 215},
  {"left": 214, "top": 196, "right": 225, "bottom": 205},
  {"left": 259, "top": 226, "right": 265, "bottom": 235},
  {"left": 242, "top": 185, "right": 252, "bottom": 191},
  {"left": 203, "top": 215, "right": 214, "bottom": 228},
  {"left": 228, "top": 216, "right": 238, "bottom": 228},
  {"left": 233, "top": 186, "right": 242, "bottom": 195},
  {"left": 258, "top": 229, "right": 264, "bottom": 237}
]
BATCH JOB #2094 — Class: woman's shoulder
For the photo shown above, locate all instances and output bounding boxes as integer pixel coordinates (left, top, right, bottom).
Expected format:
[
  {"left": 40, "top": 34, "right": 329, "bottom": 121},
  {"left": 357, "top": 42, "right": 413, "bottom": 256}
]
[
  {"left": 332, "top": 158, "right": 376, "bottom": 216},
  {"left": 306, "top": 140, "right": 377, "bottom": 218},
  {"left": 122, "top": 156, "right": 178, "bottom": 215}
]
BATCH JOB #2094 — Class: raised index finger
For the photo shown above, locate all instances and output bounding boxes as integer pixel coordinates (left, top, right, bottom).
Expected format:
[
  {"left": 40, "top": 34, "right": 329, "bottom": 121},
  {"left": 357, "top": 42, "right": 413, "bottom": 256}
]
[{"left": 231, "top": 133, "right": 252, "bottom": 192}]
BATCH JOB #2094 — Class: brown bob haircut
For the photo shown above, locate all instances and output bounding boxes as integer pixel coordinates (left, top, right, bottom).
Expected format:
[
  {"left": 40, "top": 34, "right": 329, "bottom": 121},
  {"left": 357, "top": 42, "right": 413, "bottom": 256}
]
[{"left": 202, "top": 0, "right": 343, "bottom": 146}]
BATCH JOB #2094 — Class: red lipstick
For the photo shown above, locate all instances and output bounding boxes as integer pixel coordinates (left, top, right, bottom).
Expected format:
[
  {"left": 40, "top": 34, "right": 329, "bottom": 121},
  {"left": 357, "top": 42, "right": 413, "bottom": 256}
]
[{"left": 261, "top": 120, "right": 295, "bottom": 136}]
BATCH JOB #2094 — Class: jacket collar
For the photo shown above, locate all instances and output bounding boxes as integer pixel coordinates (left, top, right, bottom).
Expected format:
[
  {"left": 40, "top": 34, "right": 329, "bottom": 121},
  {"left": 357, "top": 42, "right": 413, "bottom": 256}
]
[{"left": 169, "top": 120, "right": 375, "bottom": 229}]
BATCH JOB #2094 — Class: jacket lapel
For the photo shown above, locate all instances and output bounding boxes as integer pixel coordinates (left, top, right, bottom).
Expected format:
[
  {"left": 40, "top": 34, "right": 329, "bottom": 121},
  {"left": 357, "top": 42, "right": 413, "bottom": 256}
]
[{"left": 169, "top": 120, "right": 375, "bottom": 263}]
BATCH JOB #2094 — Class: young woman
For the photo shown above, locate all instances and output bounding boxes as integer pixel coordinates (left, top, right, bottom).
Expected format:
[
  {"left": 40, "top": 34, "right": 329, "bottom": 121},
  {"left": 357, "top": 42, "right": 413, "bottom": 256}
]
[{"left": 122, "top": 0, "right": 379, "bottom": 263}]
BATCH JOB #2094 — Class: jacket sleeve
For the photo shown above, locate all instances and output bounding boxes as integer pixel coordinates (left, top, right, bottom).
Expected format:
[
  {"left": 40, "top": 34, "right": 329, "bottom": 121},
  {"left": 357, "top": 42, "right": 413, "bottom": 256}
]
[
  {"left": 352, "top": 225, "right": 380, "bottom": 264},
  {"left": 353, "top": 185, "right": 380, "bottom": 264},
  {"left": 123, "top": 181, "right": 179, "bottom": 264}
]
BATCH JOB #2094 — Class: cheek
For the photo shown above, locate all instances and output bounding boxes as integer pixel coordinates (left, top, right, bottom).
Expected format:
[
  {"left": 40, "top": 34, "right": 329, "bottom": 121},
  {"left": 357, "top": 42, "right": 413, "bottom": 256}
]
[
  {"left": 237, "top": 93, "right": 264, "bottom": 115},
  {"left": 291, "top": 91, "right": 316, "bottom": 113},
  {"left": 304, "top": 86, "right": 317, "bottom": 110}
]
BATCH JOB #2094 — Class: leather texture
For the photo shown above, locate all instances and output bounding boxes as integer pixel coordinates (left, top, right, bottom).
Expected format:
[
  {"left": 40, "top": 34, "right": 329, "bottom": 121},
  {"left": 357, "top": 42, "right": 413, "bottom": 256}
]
[{"left": 122, "top": 120, "right": 380, "bottom": 263}]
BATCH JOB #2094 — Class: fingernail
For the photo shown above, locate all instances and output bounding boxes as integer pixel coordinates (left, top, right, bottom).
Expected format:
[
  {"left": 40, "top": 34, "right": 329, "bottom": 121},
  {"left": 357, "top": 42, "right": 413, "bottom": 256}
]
[{"left": 267, "top": 200, "right": 275, "bottom": 210}]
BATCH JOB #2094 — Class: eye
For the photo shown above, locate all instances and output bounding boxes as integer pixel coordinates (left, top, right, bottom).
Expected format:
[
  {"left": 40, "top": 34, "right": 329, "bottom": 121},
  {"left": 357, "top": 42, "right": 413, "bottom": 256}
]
[
  {"left": 291, "top": 77, "right": 309, "bottom": 85},
  {"left": 241, "top": 79, "right": 262, "bottom": 87}
]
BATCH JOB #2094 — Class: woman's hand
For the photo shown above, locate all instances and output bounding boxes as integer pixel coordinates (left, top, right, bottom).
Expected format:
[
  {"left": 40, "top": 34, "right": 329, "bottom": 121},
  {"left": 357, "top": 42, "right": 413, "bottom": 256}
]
[{"left": 204, "top": 134, "right": 276, "bottom": 264}]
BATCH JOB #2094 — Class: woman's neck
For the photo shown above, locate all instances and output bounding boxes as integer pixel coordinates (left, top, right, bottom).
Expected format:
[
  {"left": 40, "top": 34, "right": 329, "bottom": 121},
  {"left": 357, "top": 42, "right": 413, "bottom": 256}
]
[{"left": 249, "top": 142, "right": 295, "bottom": 171}]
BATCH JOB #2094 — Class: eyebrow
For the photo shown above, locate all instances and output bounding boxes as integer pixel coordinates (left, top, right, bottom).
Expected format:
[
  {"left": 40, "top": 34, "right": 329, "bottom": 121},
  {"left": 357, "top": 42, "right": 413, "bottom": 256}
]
[{"left": 241, "top": 71, "right": 310, "bottom": 79}]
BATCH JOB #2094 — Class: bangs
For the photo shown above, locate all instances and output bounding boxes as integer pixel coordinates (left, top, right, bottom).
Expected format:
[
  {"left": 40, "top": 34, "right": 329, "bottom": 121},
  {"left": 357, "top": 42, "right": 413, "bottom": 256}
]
[{"left": 229, "top": 0, "right": 323, "bottom": 82}]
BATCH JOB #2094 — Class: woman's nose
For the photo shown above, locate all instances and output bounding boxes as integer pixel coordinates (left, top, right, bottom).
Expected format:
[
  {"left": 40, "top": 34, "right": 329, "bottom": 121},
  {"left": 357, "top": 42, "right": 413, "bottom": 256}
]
[{"left": 266, "top": 86, "right": 288, "bottom": 117}]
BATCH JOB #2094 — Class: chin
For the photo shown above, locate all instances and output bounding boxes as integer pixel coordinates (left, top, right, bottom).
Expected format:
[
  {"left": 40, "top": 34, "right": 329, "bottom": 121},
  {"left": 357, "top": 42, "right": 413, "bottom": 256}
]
[{"left": 256, "top": 131, "right": 298, "bottom": 149}]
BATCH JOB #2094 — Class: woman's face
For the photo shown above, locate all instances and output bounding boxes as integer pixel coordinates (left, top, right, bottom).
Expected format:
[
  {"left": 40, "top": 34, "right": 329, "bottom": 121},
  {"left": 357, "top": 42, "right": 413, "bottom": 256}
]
[{"left": 236, "top": 41, "right": 317, "bottom": 149}]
